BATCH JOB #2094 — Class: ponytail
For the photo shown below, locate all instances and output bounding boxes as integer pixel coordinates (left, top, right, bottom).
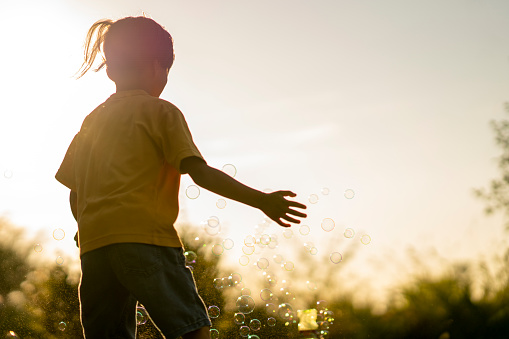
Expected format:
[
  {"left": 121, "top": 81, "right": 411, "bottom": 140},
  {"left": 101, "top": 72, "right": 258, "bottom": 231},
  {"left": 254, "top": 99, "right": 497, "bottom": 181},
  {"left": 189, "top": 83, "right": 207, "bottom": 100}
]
[{"left": 76, "top": 19, "right": 113, "bottom": 79}]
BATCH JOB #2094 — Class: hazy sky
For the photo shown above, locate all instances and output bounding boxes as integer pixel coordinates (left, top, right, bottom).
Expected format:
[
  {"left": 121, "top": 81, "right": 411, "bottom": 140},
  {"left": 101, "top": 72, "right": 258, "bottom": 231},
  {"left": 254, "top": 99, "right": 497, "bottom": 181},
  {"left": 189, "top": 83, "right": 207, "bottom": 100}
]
[{"left": 1, "top": 0, "right": 509, "bottom": 303}]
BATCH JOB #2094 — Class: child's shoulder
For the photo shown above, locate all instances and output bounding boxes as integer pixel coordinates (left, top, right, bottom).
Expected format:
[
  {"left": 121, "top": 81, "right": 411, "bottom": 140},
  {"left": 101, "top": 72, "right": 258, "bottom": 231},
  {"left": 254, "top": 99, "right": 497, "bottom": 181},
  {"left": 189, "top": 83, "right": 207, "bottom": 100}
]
[
  {"left": 83, "top": 91, "right": 185, "bottom": 125},
  {"left": 126, "top": 91, "right": 181, "bottom": 113},
  {"left": 103, "top": 90, "right": 181, "bottom": 114}
]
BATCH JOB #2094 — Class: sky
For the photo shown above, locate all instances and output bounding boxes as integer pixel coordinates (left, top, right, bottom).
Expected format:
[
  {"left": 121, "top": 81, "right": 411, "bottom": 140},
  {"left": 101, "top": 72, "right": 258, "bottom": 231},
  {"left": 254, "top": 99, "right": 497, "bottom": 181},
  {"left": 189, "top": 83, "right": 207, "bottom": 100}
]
[{"left": 1, "top": 0, "right": 509, "bottom": 305}]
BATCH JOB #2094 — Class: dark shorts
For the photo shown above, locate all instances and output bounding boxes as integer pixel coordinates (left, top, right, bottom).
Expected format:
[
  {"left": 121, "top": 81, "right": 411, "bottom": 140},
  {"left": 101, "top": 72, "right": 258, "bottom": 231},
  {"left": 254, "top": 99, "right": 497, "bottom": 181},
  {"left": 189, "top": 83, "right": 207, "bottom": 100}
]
[{"left": 79, "top": 243, "right": 211, "bottom": 339}]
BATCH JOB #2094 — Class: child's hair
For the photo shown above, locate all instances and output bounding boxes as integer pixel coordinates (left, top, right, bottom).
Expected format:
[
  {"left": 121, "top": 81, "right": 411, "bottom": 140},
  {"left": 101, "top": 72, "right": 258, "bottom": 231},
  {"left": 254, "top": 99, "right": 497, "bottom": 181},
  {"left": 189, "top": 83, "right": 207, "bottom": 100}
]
[{"left": 76, "top": 16, "right": 174, "bottom": 79}]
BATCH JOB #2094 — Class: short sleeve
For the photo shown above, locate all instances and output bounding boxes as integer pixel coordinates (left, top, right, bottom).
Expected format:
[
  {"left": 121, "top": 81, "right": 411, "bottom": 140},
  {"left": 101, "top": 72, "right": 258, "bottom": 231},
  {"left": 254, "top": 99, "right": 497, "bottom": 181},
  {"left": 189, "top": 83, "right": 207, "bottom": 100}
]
[
  {"left": 154, "top": 104, "right": 205, "bottom": 173},
  {"left": 55, "top": 133, "right": 78, "bottom": 191}
]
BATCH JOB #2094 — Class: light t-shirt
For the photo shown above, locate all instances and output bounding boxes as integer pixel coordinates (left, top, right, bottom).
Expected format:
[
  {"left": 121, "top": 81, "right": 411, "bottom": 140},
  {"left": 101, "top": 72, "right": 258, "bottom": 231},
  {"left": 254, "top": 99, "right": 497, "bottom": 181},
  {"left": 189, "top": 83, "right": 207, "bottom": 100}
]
[{"left": 56, "top": 90, "right": 204, "bottom": 255}]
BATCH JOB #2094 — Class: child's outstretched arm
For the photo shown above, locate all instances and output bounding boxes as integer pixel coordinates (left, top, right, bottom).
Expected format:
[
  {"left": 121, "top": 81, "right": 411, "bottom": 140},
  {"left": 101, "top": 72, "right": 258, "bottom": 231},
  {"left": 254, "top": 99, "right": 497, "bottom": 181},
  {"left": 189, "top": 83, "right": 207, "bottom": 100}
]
[{"left": 181, "top": 156, "right": 307, "bottom": 227}]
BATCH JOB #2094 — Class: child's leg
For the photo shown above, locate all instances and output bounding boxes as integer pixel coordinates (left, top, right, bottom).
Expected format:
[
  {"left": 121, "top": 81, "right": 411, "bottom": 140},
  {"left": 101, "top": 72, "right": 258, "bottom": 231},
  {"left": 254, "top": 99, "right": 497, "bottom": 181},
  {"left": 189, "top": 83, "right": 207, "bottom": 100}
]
[
  {"left": 108, "top": 244, "right": 212, "bottom": 339},
  {"left": 80, "top": 245, "right": 137, "bottom": 339}
]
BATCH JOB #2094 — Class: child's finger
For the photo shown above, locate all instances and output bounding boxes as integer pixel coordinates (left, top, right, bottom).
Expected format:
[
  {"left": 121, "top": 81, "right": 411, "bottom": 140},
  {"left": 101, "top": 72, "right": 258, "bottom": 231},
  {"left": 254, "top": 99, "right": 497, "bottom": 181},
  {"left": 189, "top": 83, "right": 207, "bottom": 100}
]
[
  {"left": 287, "top": 208, "right": 307, "bottom": 218},
  {"left": 287, "top": 200, "right": 307, "bottom": 209},
  {"left": 276, "top": 218, "right": 292, "bottom": 227},
  {"left": 282, "top": 214, "right": 301, "bottom": 224},
  {"left": 277, "top": 190, "right": 296, "bottom": 198}
]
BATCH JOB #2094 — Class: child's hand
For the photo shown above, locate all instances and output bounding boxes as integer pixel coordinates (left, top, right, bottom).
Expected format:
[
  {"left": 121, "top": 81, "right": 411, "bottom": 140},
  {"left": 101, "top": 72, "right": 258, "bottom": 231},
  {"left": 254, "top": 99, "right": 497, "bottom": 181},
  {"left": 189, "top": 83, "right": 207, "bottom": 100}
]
[{"left": 260, "top": 191, "right": 307, "bottom": 227}]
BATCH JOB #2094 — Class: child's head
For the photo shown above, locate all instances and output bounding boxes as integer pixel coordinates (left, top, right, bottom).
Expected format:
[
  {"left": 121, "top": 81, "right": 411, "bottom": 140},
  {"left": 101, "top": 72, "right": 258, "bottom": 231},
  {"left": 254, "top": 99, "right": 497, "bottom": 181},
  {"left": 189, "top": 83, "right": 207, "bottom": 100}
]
[{"left": 77, "top": 16, "right": 174, "bottom": 85}]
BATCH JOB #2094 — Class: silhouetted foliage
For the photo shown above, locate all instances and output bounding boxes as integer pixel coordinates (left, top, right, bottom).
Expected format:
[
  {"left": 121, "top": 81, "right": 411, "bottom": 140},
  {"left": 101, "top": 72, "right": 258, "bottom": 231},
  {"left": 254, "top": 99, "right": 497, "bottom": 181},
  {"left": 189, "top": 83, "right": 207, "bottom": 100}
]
[
  {"left": 2, "top": 217, "right": 509, "bottom": 338},
  {"left": 474, "top": 102, "right": 509, "bottom": 229}
]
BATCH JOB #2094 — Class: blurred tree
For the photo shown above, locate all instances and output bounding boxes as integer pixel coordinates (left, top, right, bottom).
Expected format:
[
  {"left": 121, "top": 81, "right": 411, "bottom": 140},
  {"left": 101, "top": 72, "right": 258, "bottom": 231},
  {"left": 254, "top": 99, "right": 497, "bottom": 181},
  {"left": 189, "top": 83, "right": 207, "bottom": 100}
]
[
  {"left": 474, "top": 102, "right": 509, "bottom": 229},
  {"left": 0, "top": 220, "right": 30, "bottom": 296},
  {"left": 20, "top": 265, "right": 82, "bottom": 338},
  {"left": 0, "top": 218, "right": 83, "bottom": 338},
  {"left": 3, "top": 217, "right": 509, "bottom": 338},
  {"left": 0, "top": 218, "right": 37, "bottom": 338}
]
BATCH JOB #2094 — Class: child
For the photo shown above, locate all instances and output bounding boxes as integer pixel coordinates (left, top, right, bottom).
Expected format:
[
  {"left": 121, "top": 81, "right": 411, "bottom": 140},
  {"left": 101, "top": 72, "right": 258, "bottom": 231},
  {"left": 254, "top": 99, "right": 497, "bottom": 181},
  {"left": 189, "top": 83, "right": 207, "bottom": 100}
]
[{"left": 56, "top": 16, "right": 307, "bottom": 339}]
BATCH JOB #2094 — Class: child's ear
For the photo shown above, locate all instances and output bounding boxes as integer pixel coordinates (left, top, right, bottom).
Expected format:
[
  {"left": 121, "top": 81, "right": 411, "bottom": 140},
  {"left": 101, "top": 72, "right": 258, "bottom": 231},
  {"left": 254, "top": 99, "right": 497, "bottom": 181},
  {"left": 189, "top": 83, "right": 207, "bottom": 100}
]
[{"left": 152, "top": 60, "right": 166, "bottom": 74}]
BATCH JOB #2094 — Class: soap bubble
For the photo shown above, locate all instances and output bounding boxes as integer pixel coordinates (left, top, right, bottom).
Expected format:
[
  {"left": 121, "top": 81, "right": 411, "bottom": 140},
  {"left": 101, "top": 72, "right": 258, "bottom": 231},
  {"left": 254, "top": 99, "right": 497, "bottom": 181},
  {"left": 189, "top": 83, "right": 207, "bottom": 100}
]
[
  {"left": 185, "top": 185, "right": 200, "bottom": 199},
  {"left": 283, "top": 261, "right": 295, "bottom": 271},
  {"left": 208, "top": 305, "right": 220, "bottom": 318},
  {"left": 222, "top": 164, "right": 237, "bottom": 177},
  {"left": 213, "top": 278, "right": 222, "bottom": 290},
  {"left": 280, "top": 279, "right": 291, "bottom": 288},
  {"left": 273, "top": 254, "right": 284, "bottom": 264},
  {"left": 53, "top": 228, "right": 65, "bottom": 240},
  {"left": 244, "top": 235, "right": 256, "bottom": 247},
  {"left": 230, "top": 272, "right": 242, "bottom": 285},
  {"left": 250, "top": 319, "right": 262, "bottom": 331},
  {"left": 344, "top": 189, "right": 355, "bottom": 199},
  {"left": 184, "top": 251, "right": 197, "bottom": 265},
  {"left": 223, "top": 276, "right": 234, "bottom": 288},
  {"left": 207, "top": 216, "right": 220, "bottom": 228},
  {"left": 257, "top": 258, "right": 269, "bottom": 269},
  {"left": 330, "top": 252, "right": 343, "bottom": 264},
  {"left": 324, "top": 310, "right": 335, "bottom": 323},
  {"left": 344, "top": 228, "right": 355, "bottom": 238},
  {"left": 303, "top": 241, "right": 315, "bottom": 251},
  {"left": 260, "top": 288, "right": 274, "bottom": 301},
  {"left": 320, "top": 330, "right": 330, "bottom": 337},
  {"left": 136, "top": 306, "right": 148, "bottom": 325},
  {"left": 205, "top": 226, "right": 221, "bottom": 236},
  {"left": 267, "top": 317, "right": 276, "bottom": 326},
  {"left": 268, "top": 240, "right": 278, "bottom": 250},
  {"left": 58, "top": 321, "right": 66, "bottom": 331},
  {"left": 299, "top": 225, "right": 310, "bottom": 235},
  {"left": 260, "top": 234, "right": 271, "bottom": 245},
  {"left": 236, "top": 295, "right": 255, "bottom": 314},
  {"left": 6, "top": 331, "right": 19, "bottom": 338},
  {"left": 266, "top": 303, "right": 277, "bottom": 316},
  {"left": 234, "top": 312, "right": 245, "bottom": 325},
  {"left": 34, "top": 244, "right": 43, "bottom": 253},
  {"left": 306, "top": 280, "right": 317, "bottom": 290},
  {"left": 241, "top": 288, "right": 251, "bottom": 296},
  {"left": 308, "top": 194, "right": 319, "bottom": 204},
  {"left": 316, "top": 300, "right": 328, "bottom": 311},
  {"left": 279, "top": 287, "right": 295, "bottom": 303},
  {"left": 56, "top": 256, "right": 64, "bottom": 265},
  {"left": 321, "top": 187, "right": 330, "bottom": 195},
  {"left": 216, "top": 198, "right": 227, "bottom": 209},
  {"left": 283, "top": 229, "right": 293, "bottom": 239},
  {"left": 212, "top": 244, "right": 224, "bottom": 256},
  {"left": 242, "top": 246, "right": 255, "bottom": 255},
  {"left": 248, "top": 335, "right": 260, "bottom": 339},
  {"left": 239, "top": 325, "right": 250, "bottom": 337},
  {"left": 264, "top": 273, "right": 277, "bottom": 287},
  {"left": 223, "top": 238, "right": 234, "bottom": 250},
  {"left": 210, "top": 329, "right": 219, "bottom": 339},
  {"left": 239, "top": 255, "right": 250, "bottom": 266},
  {"left": 278, "top": 303, "right": 294, "bottom": 321},
  {"left": 361, "top": 234, "right": 372, "bottom": 245},
  {"left": 309, "top": 247, "right": 318, "bottom": 255},
  {"left": 321, "top": 218, "right": 335, "bottom": 232},
  {"left": 204, "top": 217, "right": 221, "bottom": 236},
  {"left": 3, "top": 170, "right": 13, "bottom": 179}
]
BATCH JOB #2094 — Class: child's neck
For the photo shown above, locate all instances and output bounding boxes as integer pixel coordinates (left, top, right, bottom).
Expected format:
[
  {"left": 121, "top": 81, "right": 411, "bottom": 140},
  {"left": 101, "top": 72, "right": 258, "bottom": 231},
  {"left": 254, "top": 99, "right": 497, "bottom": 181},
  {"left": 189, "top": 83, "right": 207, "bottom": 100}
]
[
  {"left": 109, "top": 61, "right": 167, "bottom": 98},
  {"left": 115, "top": 83, "right": 152, "bottom": 95}
]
